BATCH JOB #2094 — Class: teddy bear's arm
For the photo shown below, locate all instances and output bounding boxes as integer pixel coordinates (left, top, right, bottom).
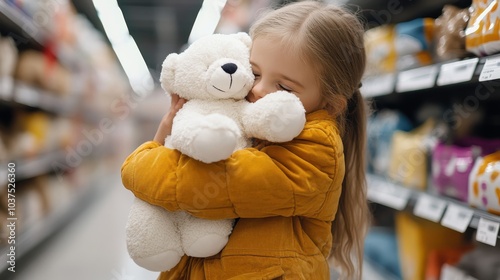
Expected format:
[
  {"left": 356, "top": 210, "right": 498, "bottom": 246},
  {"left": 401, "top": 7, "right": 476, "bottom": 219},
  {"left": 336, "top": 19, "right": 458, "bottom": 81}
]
[
  {"left": 169, "top": 106, "right": 241, "bottom": 163},
  {"left": 240, "top": 91, "right": 306, "bottom": 142}
]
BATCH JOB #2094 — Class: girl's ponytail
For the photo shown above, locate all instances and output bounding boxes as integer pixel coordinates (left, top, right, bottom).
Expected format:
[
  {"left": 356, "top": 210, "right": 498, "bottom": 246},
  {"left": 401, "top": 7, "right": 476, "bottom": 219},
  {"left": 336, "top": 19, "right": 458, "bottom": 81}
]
[{"left": 330, "top": 89, "right": 371, "bottom": 279}]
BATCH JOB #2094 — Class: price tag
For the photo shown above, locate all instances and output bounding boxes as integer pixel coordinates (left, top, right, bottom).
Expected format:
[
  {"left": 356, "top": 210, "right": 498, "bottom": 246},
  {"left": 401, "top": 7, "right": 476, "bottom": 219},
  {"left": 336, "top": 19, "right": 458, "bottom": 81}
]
[
  {"left": 413, "top": 194, "right": 447, "bottom": 222},
  {"left": 437, "top": 58, "right": 479, "bottom": 86},
  {"left": 441, "top": 204, "right": 474, "bottom": 233},
  {"left": 366, "top": 187, "right": 378, "bottom": 201},
  {"left": 361, "top": 73, "right": 395, "bottom": 97},
  {"left": 396, "top": 65, "right": 438, "bottom": 92},
  {"left": 476, "top": 218, "right": 499, "bottom": 246},
  {"left": 378, "top": 183, "right": 411, "bottom": 210},
  {"left": 441, "top": 264, "right": 466, "bottom": 280},
  {"left": 479, "top": 56, "right": 500, "bottom": 81}
]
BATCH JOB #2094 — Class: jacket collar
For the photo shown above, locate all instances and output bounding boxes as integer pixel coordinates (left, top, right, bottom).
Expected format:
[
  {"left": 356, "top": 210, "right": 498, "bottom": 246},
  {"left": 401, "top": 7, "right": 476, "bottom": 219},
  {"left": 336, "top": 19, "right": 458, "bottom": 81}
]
[{"left": 306, "top": 109, "right": 334, "bottom": 122}]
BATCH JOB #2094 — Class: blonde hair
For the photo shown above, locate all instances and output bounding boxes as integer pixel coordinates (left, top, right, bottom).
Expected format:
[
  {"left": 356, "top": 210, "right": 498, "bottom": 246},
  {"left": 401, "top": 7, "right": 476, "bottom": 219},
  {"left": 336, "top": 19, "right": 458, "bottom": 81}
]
[{"left": 250, "top": 1, "right": 371, "bottom": 279}]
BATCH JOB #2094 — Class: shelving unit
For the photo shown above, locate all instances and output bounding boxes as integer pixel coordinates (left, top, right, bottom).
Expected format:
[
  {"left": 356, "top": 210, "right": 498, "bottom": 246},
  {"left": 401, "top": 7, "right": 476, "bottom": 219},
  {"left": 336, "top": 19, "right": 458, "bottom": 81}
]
[
  {"left": 0, "top": 163, "right": 112, "bottom": 274},
  {"left": 367, "top": 174, "right": 500, "bottom": 242},
  {"left": 0, "top": 1, "right": 128, "bottom": 276},
  {"left": 0, "top": 150, "right": 67, "bottom": 190},
  {"left": 361, "top": 55, "right": 493, "bottom": 98},
  {"left": 361, "top": 41, "right": 500, "bottom": 247},
  {"left": 358, "top": 2, "right": 500, "bottom": 277},
  {"left": 0, "top": 1, "right": 45, "bottom": 49},
  {"left": 363, "top": 53, "right": 500, "bottom": 247}
]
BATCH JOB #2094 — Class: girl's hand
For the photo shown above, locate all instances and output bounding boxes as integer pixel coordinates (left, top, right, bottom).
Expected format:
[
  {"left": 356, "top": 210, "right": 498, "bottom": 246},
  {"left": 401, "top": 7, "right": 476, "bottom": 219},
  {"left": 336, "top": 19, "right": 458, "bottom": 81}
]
[{"left": 153, "top": 94, "right": 187, "bottom": 144}]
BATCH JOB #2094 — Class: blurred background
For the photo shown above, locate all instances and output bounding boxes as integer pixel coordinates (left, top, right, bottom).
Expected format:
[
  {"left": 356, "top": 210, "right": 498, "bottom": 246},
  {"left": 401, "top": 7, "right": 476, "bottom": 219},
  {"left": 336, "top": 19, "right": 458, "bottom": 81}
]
[{"left": 1, "top": 0, "right": 500, "bottom": 279}]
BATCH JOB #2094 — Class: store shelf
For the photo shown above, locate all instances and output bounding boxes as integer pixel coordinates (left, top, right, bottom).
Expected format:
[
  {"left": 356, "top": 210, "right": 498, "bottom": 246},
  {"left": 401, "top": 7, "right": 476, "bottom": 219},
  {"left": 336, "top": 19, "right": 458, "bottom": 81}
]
[
  {"left": 360, "top": 55, "right": 500, "bottom": 98},
  {"left": 0, "top": 1, "right": 45, "bottom": 48},
  {"left": 0, "top": 78, "right": 79, "bottom": 116},
  {"left": 0, "top": 150, "right": 69, "bottom": 193},
  {"left": 16, "top": 150, "right": 68, "bottom": 181},
  {"left": 367, "top": 174, "right": 500, "bottom": 244},
  {"left": 0, "top": 172, "right": 110, "bottom": 275},
  {"left": 0, "top": 2, "right": 85, "bottom": 70},
  {"left": 0, "top": 78, "right": 111, "bottom": 123},
  {"left": 13, "top": 81, "right": 79, "bottom": 116}
]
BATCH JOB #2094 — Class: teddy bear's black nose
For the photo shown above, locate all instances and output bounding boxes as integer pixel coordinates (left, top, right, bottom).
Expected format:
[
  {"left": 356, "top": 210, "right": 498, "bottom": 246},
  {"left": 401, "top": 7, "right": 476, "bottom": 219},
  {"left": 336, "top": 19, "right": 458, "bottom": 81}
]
[{"left": 221, "top": 63, "right": 237, "bottom": 74}]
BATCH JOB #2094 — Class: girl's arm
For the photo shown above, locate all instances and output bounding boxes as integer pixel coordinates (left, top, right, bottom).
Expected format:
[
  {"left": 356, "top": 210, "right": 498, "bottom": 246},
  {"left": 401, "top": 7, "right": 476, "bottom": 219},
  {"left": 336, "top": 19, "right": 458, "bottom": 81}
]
[{"left": 122, "top": 115, "right": 344, "bottom": 221}]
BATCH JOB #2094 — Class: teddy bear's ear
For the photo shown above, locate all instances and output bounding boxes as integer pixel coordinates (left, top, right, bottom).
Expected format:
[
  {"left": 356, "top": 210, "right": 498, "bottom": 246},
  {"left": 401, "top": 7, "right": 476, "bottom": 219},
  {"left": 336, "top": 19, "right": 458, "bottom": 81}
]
[
  {"left": 160, "top": 53, "right": 178, "bottom": 93},
  {"left": 234, "top": 32, "right": 251, "bottom": 48}
]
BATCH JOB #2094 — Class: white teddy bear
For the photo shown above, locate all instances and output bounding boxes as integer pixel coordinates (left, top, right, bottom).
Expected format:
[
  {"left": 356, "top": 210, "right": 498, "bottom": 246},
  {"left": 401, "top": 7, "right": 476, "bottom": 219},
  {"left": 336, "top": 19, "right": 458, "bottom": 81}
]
[{"left": 126, "top": 32, "right": 306, "bottom": 272}]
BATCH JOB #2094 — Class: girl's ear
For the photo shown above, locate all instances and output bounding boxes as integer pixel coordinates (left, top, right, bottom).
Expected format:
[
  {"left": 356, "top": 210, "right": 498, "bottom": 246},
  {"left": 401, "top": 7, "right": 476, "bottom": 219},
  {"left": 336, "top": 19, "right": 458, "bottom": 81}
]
[
  {"left": 234, "top": 32, "right": 252, "bottom": 48},
  {"left": 160, "top": 53, "right": 178, "bottom": 93}
]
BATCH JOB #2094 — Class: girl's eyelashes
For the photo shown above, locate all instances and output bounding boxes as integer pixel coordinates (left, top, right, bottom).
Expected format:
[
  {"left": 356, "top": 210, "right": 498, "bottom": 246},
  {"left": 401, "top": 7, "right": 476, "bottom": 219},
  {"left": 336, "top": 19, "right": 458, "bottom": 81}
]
[
  {"left": 278, "top": 84, "right": 292, "bottom": 92},
  {"left": 251, "top": 73, "right": 293, "bottom": 92}
]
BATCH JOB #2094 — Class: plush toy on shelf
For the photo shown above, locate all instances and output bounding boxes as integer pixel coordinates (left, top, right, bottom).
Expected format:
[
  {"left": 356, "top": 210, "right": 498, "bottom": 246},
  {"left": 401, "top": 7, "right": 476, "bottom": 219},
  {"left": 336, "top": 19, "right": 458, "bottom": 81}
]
[
  {"left": 125, "top": 32, "right": 306, "bottom": 272},
  {"left": 0, "top": 35, "right": 18, "bottom": 94}
]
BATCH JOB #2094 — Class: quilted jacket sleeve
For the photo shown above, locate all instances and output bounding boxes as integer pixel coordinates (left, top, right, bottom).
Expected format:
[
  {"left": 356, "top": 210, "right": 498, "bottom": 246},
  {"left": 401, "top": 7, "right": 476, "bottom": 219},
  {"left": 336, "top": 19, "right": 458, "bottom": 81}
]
[{"left": 121, "top": 111, "right": 345, "bottom": 221}]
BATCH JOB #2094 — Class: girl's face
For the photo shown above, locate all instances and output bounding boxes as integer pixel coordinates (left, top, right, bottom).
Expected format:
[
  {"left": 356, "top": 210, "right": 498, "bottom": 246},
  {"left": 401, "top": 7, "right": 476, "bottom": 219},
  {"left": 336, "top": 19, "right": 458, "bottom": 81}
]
[{"left": 246, "top": 36, "right": 325, "bottom": 113}]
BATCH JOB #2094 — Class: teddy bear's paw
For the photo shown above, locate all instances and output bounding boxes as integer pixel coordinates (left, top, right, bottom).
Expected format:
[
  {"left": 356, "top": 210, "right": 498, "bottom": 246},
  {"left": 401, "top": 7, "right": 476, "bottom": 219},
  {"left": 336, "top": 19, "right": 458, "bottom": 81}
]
[
  {"left": 262, "top": 91, "right": 306, "bottom": 142},
  {"left": 133, "top": 250, "right": 184, "bottom": 272},
  {"left": 183, "top": 233, "right": 229, "bottom": 258},
  {"left": 191, "top": 126, "right": 239, "bottom": 163}
]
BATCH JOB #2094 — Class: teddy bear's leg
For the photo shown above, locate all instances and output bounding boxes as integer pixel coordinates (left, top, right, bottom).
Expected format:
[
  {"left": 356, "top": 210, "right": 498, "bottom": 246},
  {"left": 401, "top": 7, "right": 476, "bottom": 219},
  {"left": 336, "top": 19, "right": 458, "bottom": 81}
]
[
  {"left": 240, "top": 91, "right": 306, "bottom": 142},
  {"left": 177, "top": 211, "right": 234, "bottom": 258},
  {"left": 126, "top": 198, "right": 184, "bottom": 271},
  {"left": 171, "top": 111, "right": 241, "bottom": 163}
]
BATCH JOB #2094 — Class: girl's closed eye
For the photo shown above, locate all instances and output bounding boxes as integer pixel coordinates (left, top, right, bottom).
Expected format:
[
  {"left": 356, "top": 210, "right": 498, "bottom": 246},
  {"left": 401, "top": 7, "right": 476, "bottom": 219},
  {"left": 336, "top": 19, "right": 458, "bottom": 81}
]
[{"left": 278, "top": 83, "right": 292, "bottom": 92}]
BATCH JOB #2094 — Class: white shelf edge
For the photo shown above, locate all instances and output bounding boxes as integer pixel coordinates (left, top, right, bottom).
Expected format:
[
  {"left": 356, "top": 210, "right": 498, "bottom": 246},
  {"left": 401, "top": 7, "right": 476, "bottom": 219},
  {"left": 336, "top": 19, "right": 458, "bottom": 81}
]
[
  {"left": 367, "top": 174, "right": 500, "bottom": 240},
  {"left": 13, "top": 82, "right": 78, "bottom": 116}
]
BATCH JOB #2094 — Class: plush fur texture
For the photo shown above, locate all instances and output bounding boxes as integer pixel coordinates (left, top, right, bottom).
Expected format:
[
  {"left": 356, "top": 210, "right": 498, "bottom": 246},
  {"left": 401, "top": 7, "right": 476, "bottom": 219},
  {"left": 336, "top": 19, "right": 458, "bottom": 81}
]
[{"left": 126, "top": 33, "right": 306, "bottom": 272}]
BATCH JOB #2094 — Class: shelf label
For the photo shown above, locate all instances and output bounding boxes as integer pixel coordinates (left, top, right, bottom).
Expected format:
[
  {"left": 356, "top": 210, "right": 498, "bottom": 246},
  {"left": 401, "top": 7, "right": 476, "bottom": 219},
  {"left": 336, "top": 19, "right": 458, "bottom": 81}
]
[
  {"left": 396, "top": 65, "right": 438, "bottom": 92},
  {"left": 441, "top": 264, "right": 477, "bottom": 280},
  {"left": 441, "top": 204, "right": 474, "bottom": 233},
  {"left": 361, "top": 73, "right": 395, "bottom": 97},
  {"left": 367, "top": 177, "right": 410, "bottom": 210},
  {"left": 479, "top": 56, "right": 500, "bottom": 82},
  {"left": 437, "top": 58, "right": 479, "bottom": 86},
  {"left": 476, "top": 218, "right": 499, "bottom": 246},
  {"left": 413, "top": 194, "right": 447, "bottom": 222}
]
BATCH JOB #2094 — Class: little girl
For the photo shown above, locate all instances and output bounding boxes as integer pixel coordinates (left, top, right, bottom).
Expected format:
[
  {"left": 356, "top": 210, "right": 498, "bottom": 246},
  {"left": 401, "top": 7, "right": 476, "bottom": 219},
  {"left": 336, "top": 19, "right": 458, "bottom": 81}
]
[{"left": 122, "top": 1, "right": 370, "bottom": 279}]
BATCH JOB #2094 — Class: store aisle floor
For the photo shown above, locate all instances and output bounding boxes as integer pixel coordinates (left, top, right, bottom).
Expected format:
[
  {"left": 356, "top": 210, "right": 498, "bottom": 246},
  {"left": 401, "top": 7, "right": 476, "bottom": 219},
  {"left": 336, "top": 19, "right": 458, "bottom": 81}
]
[{"left": 10, "top": 172, "right": 158, "bottom": 280}]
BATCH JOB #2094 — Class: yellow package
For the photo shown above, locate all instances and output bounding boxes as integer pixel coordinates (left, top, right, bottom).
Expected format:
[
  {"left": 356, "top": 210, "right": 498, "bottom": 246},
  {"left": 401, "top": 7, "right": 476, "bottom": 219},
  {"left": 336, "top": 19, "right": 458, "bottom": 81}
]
[
  {"left": 396, "top": 212, "right": 467, "bottom": 280},
  {"left": 466, "top": 0, "right": 500, "bottom": 56},
  {"left": 364, "top": 25, "right": 397, "bottom": 75},
  {"left": 388, "top": 119, "right": 436, "bottom": 190}
]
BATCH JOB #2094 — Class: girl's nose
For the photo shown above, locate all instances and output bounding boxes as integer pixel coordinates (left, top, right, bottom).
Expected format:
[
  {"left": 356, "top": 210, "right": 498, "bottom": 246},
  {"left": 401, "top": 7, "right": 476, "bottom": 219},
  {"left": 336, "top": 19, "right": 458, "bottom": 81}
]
[{"left": 250, "top": 80, "right": 270, "bottom": 101}]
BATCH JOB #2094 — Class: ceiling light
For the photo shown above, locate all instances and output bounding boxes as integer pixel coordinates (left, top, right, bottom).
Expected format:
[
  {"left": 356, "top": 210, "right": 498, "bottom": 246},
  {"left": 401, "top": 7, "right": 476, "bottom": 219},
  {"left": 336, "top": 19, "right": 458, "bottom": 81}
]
[{"left": 92, "top": 0, "right": 154, "bottom": 96}]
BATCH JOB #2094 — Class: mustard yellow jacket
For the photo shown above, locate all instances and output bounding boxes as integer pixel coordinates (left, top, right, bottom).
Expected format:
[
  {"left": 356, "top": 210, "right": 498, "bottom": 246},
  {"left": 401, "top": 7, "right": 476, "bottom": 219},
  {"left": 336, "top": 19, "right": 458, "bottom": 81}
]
[{"left": 121, "top": 110, "right": 345, "bottom": 280}]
